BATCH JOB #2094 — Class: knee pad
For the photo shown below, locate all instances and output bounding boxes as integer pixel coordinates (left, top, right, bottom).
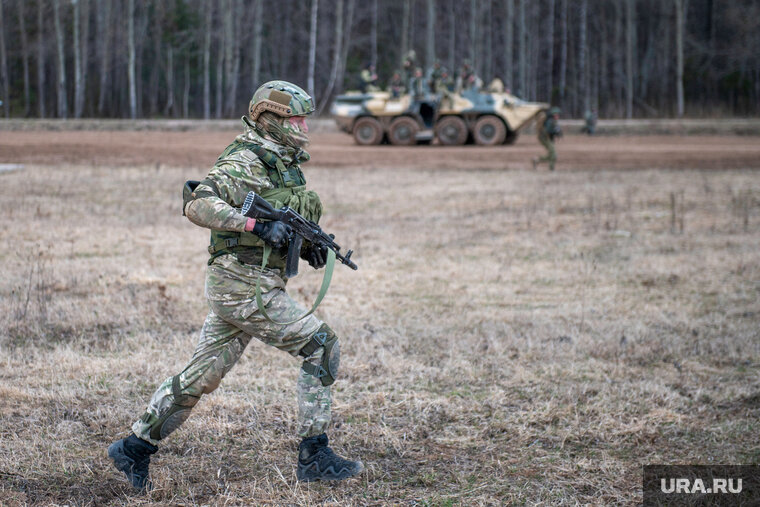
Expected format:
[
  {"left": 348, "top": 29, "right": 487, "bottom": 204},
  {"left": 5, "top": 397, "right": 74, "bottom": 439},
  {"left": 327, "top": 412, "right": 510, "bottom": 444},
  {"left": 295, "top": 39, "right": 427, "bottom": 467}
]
[
  {"left": 299, "top": 324, "right": 340, "bottom": 387},
  {"left": 143, "top": 375, "right": 200, "bottom": 441}
]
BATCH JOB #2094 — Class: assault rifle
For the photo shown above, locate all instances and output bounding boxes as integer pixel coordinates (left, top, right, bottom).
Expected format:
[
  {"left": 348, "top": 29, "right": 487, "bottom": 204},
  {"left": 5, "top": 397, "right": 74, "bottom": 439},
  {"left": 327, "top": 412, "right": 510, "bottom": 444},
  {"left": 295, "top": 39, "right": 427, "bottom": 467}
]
[{"left": 241, "top": 191, "right": 358, "bottom": 278}]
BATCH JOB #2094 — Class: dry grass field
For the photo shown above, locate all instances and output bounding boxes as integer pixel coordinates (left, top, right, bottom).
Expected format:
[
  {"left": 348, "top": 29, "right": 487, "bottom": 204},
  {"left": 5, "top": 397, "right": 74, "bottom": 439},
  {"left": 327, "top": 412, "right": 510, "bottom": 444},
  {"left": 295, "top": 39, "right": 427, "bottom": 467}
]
[{"left": 0, "top": 129, "right": 759, "bottom": 505}]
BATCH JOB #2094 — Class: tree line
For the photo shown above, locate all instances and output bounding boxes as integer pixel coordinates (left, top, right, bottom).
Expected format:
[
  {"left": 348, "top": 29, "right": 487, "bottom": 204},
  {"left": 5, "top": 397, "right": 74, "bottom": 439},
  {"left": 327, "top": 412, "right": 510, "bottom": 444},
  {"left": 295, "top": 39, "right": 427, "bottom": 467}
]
[{"left": 0, "top": 0, "right": 758, "bottom": 120}]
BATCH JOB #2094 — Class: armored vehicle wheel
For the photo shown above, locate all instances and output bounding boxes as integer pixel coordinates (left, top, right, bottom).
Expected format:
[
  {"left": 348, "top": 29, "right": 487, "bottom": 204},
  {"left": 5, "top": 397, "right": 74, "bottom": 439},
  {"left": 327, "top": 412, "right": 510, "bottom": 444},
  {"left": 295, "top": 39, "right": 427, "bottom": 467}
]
[
  {"left": 504, "top": 129, "right": 519, "bottom": 145},
  {"left": 353, "top": 117, "right": 384, "bottom": 145},
  {"left": 435, "top": 116, "right": 468, "bottom": 145},
  {"left": 388, "top": 117, "right": 419, "bottom": 146},
  {"left": 473, "top": 115, "right": 507, "bottom": 145}
]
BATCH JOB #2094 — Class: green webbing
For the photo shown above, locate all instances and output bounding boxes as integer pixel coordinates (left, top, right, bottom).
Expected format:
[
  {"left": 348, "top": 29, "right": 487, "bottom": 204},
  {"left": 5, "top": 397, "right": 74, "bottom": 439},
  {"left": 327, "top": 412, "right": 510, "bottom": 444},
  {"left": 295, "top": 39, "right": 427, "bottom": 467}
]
[{"left": 254, "top": 245, "right": 335, "bottom": 325}]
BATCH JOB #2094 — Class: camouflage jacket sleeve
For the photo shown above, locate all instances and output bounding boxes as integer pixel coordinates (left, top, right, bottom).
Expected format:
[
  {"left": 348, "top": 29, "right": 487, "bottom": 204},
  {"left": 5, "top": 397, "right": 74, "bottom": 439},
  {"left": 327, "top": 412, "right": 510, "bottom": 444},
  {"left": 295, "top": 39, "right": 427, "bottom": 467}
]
[{"left": 184, "top": 155, "right": 273, "bottom": 232}]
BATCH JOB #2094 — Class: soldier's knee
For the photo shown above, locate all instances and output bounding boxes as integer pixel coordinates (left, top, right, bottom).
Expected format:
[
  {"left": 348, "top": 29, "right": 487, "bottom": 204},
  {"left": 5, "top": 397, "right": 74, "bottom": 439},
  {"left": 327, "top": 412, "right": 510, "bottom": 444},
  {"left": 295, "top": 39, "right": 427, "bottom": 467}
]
[
  {"left": 144, "top": 375, "right": 201, "bottom": 441},
  {"left": 298, "top": 324, "right": 340, "bottom": 387}
]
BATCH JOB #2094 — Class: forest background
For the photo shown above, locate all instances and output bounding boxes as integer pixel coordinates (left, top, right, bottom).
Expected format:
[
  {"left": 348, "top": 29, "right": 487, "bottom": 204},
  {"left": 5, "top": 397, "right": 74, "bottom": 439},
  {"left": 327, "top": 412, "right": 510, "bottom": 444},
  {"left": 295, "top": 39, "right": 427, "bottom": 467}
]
[{"left": 0, "top": 0, "right": 759, "bottom": 121}]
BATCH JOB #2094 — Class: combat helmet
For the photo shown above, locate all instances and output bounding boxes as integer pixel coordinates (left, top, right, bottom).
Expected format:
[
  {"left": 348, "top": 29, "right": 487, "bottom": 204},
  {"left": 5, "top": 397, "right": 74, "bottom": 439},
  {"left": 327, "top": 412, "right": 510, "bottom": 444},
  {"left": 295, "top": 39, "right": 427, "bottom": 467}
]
[
  {"left": 249, "top": 81, "right": 315, "bottom": 122},
  {"left": 548, "top": 106, "right": 561, "bottom": 116}
]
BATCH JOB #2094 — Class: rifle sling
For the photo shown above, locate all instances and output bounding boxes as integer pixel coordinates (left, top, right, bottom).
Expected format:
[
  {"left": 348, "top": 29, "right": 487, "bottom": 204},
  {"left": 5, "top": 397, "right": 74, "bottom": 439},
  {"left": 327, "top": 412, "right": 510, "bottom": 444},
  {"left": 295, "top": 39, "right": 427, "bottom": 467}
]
[{"left": 254, "top": 244, "right": 335, "bottom": 325}]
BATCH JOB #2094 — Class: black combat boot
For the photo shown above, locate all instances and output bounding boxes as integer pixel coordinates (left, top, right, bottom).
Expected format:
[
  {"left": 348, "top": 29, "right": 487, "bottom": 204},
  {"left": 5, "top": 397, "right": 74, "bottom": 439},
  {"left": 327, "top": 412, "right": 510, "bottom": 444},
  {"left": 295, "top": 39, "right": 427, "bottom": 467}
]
[
  {"left": 108, "top": 433, "right": 158, "bottom": 490},
  {"left": 297, "top": 433, "right": 363, "bottom": 482}
]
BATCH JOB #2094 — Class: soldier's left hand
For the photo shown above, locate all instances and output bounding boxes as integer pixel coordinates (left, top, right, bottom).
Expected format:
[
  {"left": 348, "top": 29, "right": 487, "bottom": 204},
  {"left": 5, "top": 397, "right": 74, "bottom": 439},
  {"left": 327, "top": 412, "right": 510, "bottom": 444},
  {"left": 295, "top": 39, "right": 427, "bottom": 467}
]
[{"left": 301, "top": 244, "right": 328, "bottom": 269}]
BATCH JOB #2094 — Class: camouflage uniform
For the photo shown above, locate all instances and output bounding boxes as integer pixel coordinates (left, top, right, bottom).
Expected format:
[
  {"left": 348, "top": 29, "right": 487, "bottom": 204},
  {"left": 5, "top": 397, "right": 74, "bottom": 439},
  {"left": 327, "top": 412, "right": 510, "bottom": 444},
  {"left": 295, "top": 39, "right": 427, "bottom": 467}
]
[
  {"left": 359, "top": 66, "right": 379, "bottom": 93},
  {"left": 534, "top": 108, "right": 562, "bottom": 171},
  {"left": 132, "top": 122, "right": 335, "bottom": 445}
]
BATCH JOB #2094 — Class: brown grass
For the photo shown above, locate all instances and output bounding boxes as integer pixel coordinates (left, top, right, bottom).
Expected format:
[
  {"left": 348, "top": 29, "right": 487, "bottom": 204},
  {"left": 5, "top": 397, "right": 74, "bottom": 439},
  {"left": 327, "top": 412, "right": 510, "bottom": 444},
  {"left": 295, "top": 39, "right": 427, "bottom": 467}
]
[{"left": 0, "top": 157, "right": 758, "bottom": 506}]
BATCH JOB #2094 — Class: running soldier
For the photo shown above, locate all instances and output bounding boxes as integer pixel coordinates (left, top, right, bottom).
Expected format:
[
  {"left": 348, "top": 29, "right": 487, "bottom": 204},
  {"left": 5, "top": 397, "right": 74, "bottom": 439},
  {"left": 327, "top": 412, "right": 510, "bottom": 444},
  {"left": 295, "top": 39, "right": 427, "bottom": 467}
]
[{"left": 108, "top": 81, "right": 363, "bottom": 490}]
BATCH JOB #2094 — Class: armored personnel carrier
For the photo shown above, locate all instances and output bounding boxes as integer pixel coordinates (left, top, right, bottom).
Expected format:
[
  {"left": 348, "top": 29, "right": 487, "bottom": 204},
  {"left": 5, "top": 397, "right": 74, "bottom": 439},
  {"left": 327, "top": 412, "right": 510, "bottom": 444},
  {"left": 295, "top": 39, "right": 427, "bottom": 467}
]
[{"left": 331, "top": 88, "right": 548, "bottom": 146}]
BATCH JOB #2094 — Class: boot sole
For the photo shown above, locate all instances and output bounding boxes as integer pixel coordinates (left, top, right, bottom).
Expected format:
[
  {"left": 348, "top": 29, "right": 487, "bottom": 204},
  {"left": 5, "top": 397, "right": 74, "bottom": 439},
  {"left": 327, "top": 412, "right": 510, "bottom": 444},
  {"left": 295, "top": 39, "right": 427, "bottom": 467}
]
[
  {"left": 297, "top": 461, "right": 364, "bottom": 482},
  {"left": 107, "top": 442, "right": 150, "bottom": 490}
]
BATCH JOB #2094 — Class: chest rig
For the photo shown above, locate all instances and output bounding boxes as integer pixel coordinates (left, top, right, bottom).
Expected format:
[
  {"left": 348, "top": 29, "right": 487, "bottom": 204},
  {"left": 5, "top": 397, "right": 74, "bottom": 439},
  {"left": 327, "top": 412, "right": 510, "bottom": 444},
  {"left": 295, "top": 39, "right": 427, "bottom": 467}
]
[{"left": 205, "top": 141, "right": 322, "bottom": 268}]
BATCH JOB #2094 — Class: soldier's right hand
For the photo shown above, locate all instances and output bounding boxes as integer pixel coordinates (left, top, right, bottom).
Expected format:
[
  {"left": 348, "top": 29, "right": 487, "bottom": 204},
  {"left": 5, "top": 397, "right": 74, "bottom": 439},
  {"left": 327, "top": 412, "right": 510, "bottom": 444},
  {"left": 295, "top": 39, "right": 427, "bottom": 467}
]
[{"left": 253, "top": 220, "right": 291, "bottom": 249}]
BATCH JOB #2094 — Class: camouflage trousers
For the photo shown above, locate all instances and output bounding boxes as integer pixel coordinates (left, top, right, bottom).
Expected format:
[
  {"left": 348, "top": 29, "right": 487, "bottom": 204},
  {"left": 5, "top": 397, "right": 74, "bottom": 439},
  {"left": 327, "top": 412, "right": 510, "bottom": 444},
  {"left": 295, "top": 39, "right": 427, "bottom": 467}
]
[
  {"left": 537, "top": 136, "right": 557, "bottom": 171},
  {"left": 132, "top": 254, "right": 333, "bottom": 445}
]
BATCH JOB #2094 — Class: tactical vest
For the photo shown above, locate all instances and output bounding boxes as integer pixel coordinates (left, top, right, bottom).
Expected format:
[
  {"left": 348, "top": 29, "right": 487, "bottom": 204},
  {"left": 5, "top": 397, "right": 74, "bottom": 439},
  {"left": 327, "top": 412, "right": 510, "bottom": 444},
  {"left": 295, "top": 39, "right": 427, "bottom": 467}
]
[{"left": 206, "top": 142, "right": 322, "bottom": 268}]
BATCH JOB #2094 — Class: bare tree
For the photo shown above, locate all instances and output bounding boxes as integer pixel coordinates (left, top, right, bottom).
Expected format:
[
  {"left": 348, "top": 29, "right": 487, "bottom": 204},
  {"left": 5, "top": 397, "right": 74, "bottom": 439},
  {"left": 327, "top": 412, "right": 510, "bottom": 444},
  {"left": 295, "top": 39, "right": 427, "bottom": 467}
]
[
  {"left": 483, "top": 0, "right": 491, "bottom": 81},
  {"left": 448, "top": 0, "right": 456, "bottom": 73},
  {"left": 559, "top": 0, "right": 567, "bottom": 103},
  {"left": 426, "top": 0, "right": 435, "bottom": 68},
  {"left": 147, "top": 0, "right": 162, "bottom": 116},
  {"left": 223, "top": 0, "right": 235, "bottom": 116},
  {"left": 18, "top": 0, "right": 31, "bottom": 116},
  {"left": 127, "top": 0, "right": 137, "bottom": 118},
  {"left": 73, "top": 0, "right": 83, "bottom": 118},
  {"left": 202, "top": 0, "right": 211, "bottom": 119},
  {"left": 578, "top": 0, "right": 588, "bottom": 112},
  {"left": 251, "top": 0, "right": 263, "bottom": 86},
  {"left": 53, "top": 0, "right": 68, "bottom": 118},
  {"left": 166, "top": 46, "right": 174, "bottom": 116},
  {"left": 625, "top": 0, "right": 635, "bottom": 118},
  {"left": 545, "top": 0, "right": 555, "bottom": 101},
  {"left": 318, "top": 0, "right": 344, "bottom": 111},
  {"left": 469, "top": 0, "right": 477, "bottom": 70},
  {"left": 183, "top": 56, "right": 190, "bottom": 118},
  {"left": 401, "top": 0, "right": 410, "bottom": 61},
  {"left": 229, "top": 0, "right": 241, "bottom": 114},
  {"left": 518, "top": 0, "right": 526, "bottom": 96},
  {"left": 370, "top": 0, "right": 377, "bottom": 69},
  {"left": 215, "top": 1, "right": 225, "bottom": 118},
  {"left": 0, "top": 0, "right": 7, "bottom": 118},
  {"left": 336, "top": 0, "right": 355, "bottom": 94},
  {"left": 37, "top": 0, "right": 47, "bottom": 118},
  {"left": 81, "top": 0, "right": 89, "bottom": 115},
  {"left": 675, "top": 0, "right": 689, "bottom": 117},
  {"left": 505, "top": 0, "right": 514, "bottom": 89},
  {"left": 97, "top": 0, "right": 111, "bottom": 115},
  {"left": 307, "top": 0, "right": 318, "bottom": 96}
]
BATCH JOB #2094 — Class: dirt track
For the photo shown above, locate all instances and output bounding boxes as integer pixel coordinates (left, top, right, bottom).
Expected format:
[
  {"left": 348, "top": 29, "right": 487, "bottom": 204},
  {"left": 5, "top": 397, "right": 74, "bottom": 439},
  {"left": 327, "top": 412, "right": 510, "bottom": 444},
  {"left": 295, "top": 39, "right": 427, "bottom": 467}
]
[{"left": 2, "top": 130, "right": 759, "bottom": 170}]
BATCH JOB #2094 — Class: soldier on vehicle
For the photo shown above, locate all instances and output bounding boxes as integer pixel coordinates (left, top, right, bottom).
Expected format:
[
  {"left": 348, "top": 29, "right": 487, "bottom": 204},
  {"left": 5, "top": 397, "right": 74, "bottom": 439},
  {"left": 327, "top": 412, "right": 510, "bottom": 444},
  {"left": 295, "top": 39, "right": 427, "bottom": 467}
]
[
  {"left": 402, "top": 49, "right": 417, "bottom": 90},
  {"left": 456, "top": 60, "right": 476, "bottom": 93},
  {"left": 388, "top": 71, "right": 405, "bottom": 98},
  {"left": 426, "top": 60, "right": 443, "bottom": 91},
  {"left": 108, "top": 81, "right": 363, "bottom": 490},
  {"left": 359, "top": 64, "right": 379, "bottom": 93},
  {"left": 533, "top": 106, "right": 563, "bottom": 171},
  {"left": 436, "top": 68, "right": 455, "bottom": 93},
  {"left": 410, "top": 67, "right": 428, "bottom": 100}
]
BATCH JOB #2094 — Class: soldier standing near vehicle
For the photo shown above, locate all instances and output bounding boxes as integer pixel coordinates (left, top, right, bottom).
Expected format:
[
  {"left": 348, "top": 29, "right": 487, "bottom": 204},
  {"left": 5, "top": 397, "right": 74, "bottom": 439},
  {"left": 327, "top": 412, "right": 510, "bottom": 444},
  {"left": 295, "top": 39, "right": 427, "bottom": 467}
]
[
  {"left": 108, "top": 80, "right": 363, "bottom": 490},
  {"left": 582, "top": 109, "right": 597, "bottom": 136},
  {"left": 533, "top": 106, "right": 562, "bottom": 171}
]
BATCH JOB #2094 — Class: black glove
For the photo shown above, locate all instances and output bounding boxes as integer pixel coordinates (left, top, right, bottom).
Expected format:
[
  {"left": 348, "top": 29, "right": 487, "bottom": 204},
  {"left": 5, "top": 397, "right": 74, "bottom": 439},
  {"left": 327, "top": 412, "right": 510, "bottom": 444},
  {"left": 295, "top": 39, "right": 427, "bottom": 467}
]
[
  {"left": 301, "top": 243, "right": 328, "bottom": 269},
  {"left": 253, "top": 220, "right": 291, "bottom": 249}
]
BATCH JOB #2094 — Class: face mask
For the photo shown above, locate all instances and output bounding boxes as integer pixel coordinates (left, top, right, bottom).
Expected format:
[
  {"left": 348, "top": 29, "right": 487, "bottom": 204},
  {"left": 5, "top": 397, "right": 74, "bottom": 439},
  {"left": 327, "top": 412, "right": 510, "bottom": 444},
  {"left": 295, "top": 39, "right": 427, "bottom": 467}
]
[{"left": 256, "top": 112, "right": 310, "bottom": 149}]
